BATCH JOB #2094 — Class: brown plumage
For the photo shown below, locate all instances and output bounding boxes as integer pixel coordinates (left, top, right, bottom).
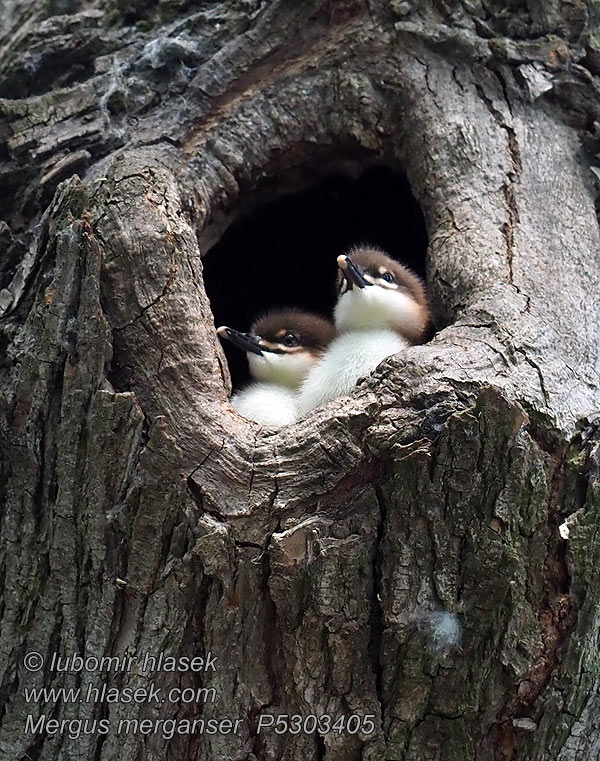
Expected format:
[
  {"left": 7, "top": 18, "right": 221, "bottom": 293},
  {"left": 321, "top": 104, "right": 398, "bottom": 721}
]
[
  {"left": 337, "top": 245, "right": 431, "bottom": 343},
  {"left": 251, "top": 308, "right": 336, "bottom": 353}
]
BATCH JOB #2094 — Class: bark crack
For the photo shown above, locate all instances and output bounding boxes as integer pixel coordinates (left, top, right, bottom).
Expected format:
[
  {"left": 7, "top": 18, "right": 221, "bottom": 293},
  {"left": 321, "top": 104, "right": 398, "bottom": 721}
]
[
  {"left": 473, "top": 74, "right": 522, "bottom": 286},
  {"left": 111, "top": 266, "right": 179, "bottom": 332},
  {"left": 415, "top": 56, "right": 443, "bottom": 111},
  {"left": 371, "top": 485, "right": 387, "bottom": 735},
  {"left": 515, "top": 347, "right": 550, "bottom": 408}
]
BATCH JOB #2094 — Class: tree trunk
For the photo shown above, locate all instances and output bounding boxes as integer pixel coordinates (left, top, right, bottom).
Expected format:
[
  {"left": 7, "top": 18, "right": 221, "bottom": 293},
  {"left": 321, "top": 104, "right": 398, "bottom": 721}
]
[{"left": 1, "top": 2, "right": 600, "bottom": 760}]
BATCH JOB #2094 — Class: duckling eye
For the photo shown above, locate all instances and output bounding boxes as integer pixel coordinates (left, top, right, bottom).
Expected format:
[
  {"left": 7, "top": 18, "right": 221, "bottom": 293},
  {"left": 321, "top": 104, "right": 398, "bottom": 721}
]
[
  {"left": 283, "top": 333, "right": 299, "bottom": 347},
  {"left": 382, "top": 272, "right": 395, "bottom": 283}
]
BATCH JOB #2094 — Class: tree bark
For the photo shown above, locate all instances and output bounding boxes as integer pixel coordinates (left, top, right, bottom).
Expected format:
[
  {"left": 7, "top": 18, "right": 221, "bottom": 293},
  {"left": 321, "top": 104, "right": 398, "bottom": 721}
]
[{"left": 1, "top": 2, "right": 600, "bottom": 760}]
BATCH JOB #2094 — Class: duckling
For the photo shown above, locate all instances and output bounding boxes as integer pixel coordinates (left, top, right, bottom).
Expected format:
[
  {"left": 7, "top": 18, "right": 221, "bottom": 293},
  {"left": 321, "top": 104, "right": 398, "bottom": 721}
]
[
  {"left": 218, "top": 309, "right": 336, "bottom": 426},
  {"left": 297, "top": 246, "right": 430, "bottom": 415}
]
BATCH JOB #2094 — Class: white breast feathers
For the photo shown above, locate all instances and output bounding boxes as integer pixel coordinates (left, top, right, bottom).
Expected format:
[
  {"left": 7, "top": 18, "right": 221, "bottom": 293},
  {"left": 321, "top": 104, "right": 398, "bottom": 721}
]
[
  {"left": 297, "top": 330, "right": 409, "bottom": 416},
  {"left": 231, "top": 383, "right": 299, "bottom": 427}
]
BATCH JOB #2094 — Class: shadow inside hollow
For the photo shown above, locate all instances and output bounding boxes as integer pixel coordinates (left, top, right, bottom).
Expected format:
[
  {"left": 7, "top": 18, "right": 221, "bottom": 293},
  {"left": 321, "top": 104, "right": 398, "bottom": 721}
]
[{"left": 203, "top": 165, "right": 428, "bottom": 388}]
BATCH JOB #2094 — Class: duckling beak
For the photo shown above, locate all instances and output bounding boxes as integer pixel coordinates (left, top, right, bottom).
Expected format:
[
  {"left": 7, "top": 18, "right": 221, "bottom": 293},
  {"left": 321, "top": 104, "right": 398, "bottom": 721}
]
[
  {"left": 337, "top": 255, "right": 369, "bottom": 289},
  {"left": 217, "top": 326, "right": 264, "bottom": 355}
]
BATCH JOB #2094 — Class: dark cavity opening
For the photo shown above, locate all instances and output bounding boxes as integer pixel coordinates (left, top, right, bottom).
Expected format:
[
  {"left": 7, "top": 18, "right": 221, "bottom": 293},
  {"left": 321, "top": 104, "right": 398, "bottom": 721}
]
[{"left": 203, "top": 165, "right": 428, "bottom": 388}]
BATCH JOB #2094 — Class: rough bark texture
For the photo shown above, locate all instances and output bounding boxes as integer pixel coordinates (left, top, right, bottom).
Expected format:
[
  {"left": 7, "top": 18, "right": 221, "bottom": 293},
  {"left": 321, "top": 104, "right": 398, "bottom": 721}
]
[{"left": 1, "top": 2, "right": 600, "bottom": 760}]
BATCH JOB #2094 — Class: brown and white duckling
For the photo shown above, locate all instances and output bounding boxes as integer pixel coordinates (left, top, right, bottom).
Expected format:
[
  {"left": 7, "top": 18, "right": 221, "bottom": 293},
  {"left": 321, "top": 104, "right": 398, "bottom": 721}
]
[
  {"left": 297, "top": 246, "right": 430, "bottom": 415},
  {"left": 218, "top": 309, "right": 336, "bottom": 426}
]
